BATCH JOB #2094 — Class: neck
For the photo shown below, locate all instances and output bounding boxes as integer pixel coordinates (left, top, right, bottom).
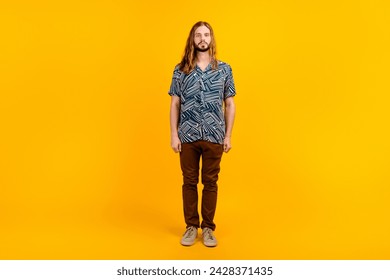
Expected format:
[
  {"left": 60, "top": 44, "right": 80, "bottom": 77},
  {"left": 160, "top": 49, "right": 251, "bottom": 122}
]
[{"left": 196, "top": 51, "right": 211, "bottom": 64}]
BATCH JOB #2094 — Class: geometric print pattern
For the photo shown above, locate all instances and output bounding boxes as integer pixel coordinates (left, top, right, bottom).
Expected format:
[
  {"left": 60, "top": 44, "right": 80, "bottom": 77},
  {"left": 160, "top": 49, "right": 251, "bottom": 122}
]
[{"left": 168, "top": 60, "right": 236, "bottom": 144}]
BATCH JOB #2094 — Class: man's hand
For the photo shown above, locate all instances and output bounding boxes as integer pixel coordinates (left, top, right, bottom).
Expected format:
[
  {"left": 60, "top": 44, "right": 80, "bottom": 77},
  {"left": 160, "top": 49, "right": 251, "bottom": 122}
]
[
  {"left": 223, "top": 137, "right": 232, "bottom": 153},
  {"left": 171, "top": 136, "right": 182, "bottom": 153}
]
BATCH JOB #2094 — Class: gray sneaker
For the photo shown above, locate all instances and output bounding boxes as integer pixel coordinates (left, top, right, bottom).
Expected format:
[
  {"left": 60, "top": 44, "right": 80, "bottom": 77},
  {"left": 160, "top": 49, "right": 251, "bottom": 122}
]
[
  {"left": 180, "top": 226, "right": 198, "bottom": 246},
  {"left": 202, "top": 227, "right": 217, "bottom": 247}
]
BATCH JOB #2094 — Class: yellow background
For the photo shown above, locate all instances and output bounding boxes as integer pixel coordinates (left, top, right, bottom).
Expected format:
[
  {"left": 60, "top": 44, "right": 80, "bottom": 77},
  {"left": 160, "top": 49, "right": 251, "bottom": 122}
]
[{"left": 1, "top": 0, "right": 389, "bottom": 259}]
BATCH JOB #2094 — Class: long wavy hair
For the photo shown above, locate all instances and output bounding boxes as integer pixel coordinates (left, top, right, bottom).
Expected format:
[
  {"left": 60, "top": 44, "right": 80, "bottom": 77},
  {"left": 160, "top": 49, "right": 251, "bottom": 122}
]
[{"left": 179, "top": 21, "right": 218, "bottom": 74}]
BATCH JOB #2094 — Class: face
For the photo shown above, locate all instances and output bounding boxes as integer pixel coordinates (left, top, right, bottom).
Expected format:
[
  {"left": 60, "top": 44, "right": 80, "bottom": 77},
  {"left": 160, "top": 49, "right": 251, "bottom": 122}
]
[{"left": 193, "top": 25, "right": 211, "bottom": 52}]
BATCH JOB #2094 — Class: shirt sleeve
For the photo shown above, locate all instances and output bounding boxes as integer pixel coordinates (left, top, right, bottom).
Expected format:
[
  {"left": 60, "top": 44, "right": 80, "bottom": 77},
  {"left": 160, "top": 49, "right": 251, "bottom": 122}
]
[
  {"left": 224, "top": 65, "right": 236, "bottom": 99},
  {"left": 168, "top": 66, "right": 181, "bottom": 97}
]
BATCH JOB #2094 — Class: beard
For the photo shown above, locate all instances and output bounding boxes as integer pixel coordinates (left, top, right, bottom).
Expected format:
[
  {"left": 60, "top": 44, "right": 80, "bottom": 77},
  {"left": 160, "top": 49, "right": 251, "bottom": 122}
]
[{"left": 195, "top": 42, "right": 210, "bottom": 52}]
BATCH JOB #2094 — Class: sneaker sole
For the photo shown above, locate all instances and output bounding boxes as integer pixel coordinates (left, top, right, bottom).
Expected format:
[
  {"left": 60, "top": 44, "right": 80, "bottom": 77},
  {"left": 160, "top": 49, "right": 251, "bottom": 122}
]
[
  {"left": 181, "top": 240, "right": 196, "bottom": 246},
  {"left": 203, "top": 242, "right": 217, "bottom": 247}
]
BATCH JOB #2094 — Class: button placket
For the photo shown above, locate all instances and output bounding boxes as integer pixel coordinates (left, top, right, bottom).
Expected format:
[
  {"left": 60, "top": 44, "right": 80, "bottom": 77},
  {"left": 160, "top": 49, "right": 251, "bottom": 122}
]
[{"left": 198, "top": 73, "right": 207, "bottom": 140}]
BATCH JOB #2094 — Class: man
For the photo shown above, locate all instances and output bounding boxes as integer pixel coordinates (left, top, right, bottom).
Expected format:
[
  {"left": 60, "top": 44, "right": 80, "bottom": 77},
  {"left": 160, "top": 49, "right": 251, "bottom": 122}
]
[{"left": 168, "top": 21, "right": 236, "bottom": 247}]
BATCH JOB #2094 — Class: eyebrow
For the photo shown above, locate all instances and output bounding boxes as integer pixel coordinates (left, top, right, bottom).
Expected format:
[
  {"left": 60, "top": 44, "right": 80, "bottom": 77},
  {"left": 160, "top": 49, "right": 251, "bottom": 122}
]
[{"left": 195, "top": 32, "right": 210, "bottom": 35}]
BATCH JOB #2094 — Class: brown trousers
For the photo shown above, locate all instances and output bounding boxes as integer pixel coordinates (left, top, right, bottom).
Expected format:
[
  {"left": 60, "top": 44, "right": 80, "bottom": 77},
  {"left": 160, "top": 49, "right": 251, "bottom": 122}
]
[{"left": 180, "top": 140, "right": 224, "bottom": 231}]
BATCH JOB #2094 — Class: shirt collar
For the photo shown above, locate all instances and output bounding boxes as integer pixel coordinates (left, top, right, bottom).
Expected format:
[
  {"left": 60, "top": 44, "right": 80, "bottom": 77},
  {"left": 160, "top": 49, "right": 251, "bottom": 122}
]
[{"left": 195, "top": 62, "right": 213, "bottom": 73}]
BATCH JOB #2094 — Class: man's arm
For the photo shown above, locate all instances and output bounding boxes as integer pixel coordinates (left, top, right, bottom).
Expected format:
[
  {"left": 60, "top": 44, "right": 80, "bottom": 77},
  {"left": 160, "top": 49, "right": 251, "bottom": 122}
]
[
  {"left": 170, "top": 95, "right": 182, "bottom": 153},
  {"left": 223, "top": 96, "right": 236, "bottom": 153}
]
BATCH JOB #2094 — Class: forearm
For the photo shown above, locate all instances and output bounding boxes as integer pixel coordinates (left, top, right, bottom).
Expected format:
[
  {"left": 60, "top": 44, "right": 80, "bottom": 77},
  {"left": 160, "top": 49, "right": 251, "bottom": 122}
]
[
  {"left": 170, "top": 98, "right": 180, "bottom": 138},
  {"left": 224, "top": 100, "right": 236, "bottom": 138}
]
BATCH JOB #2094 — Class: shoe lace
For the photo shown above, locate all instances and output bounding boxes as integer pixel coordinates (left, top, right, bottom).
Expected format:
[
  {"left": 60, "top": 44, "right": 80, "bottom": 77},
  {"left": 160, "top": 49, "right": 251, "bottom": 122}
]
[
  {"left": 184, "top": 227, "right": 196, "bottom": 238},
  {"left": 204, "top": 228, "right": 215, "bottom": 241}
]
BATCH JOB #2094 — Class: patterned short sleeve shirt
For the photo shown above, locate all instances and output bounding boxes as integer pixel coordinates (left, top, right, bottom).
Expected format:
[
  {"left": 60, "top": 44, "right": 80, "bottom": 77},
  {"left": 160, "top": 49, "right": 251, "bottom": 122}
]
[{"left": 168, "top": 61, "right": 236, "bottom": 144}]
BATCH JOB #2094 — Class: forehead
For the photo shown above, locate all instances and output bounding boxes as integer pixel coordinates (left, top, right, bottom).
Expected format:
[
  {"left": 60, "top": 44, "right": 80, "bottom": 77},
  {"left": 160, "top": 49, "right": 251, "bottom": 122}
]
[{"left": 194, "top": 25, "right": 211, "bottom": 34}]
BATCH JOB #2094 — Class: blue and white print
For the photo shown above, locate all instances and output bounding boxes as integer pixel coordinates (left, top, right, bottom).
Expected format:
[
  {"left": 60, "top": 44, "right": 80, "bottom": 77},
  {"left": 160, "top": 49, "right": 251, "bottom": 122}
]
[{"left": 168, "top": 61, "right": 236, "bottom": 144}]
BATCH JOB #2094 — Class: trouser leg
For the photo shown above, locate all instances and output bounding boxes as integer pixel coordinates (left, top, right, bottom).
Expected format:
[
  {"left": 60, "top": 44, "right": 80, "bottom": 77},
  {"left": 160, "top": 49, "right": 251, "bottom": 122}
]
[
  {"left": 180, "top": 142, "right": 201, "bottom": 228},
  {"left": 200, "top": 141, "right": 224, "bottom": 231}
]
